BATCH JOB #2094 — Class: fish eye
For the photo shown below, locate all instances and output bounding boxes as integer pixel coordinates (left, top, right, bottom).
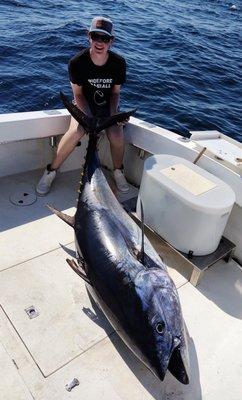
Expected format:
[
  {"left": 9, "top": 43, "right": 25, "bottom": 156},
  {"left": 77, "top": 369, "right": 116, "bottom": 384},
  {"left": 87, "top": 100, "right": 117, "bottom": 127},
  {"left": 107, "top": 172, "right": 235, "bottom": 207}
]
[{"left": 156, "top": 322, "right": 165, "bottom": 334}]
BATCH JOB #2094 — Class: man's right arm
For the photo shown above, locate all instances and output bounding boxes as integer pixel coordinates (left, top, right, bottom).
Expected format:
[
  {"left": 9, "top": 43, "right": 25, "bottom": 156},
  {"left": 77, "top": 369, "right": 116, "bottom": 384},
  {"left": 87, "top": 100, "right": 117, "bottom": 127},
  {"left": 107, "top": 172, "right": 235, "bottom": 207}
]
[{"left": 71, "top": 83, "right": 93, "bottom": 117}]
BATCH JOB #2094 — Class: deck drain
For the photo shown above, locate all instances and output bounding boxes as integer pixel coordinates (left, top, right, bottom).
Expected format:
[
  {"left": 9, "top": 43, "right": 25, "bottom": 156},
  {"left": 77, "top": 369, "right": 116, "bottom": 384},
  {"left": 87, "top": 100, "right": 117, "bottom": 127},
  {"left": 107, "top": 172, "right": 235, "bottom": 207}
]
[
  {"left": 9, "top": 183, "right": 37, "bottom": 206},
  {"left": 25, "top": 306, "right": 39, "bottom": 319}
]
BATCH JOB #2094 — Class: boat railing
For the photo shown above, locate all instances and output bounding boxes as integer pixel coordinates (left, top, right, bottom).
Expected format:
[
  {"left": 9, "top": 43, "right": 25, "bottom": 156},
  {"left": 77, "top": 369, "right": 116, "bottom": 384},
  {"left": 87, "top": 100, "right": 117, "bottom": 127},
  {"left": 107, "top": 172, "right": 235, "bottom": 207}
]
[{"left": 0, "top": 109, "right": 70, "bottom": 144}]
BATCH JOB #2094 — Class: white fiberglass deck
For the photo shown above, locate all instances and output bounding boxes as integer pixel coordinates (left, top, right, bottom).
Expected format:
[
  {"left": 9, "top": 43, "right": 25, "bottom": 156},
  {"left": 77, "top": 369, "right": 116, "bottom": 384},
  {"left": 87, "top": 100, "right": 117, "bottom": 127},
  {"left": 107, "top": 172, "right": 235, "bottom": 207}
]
[{"left": 0, "top": 169, "right": 242, "bottom": 400}]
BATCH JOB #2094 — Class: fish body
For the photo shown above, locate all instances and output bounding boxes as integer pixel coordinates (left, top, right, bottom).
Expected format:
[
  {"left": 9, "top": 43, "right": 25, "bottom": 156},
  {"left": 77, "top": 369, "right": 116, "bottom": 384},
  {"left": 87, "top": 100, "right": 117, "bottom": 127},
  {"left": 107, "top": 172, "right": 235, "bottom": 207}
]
[
  {"left": 73, "top": 145, "right": 189, "bottom": 384},
  {"left": 51, "top": 93, "right": 189, "bottom": 384}
]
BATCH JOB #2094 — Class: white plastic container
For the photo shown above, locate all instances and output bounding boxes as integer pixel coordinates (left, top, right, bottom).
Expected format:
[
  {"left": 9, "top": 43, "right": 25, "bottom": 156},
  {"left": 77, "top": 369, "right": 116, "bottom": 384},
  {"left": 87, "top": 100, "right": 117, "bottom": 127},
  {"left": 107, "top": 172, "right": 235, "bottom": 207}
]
[{"left": 137, "top": 155, "right": 235, "bottom": 255}]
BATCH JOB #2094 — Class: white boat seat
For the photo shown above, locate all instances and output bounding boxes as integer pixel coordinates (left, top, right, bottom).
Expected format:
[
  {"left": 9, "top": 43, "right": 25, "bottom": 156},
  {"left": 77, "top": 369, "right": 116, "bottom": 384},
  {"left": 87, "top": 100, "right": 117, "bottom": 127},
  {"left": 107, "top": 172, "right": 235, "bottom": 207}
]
[{"left": 190, "top": 130, "right": 242, "bottom": 173}]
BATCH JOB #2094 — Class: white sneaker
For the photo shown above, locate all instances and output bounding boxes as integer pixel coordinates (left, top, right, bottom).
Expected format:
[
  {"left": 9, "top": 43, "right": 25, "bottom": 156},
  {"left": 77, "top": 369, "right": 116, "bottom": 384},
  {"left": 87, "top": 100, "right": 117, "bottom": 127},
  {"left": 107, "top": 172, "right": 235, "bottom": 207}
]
[
  {"left": 36, "top": 168, "right": 56, "bottom": 196},
  {"left": 113, "top": 169, "right": 129, "bottom": 193}
]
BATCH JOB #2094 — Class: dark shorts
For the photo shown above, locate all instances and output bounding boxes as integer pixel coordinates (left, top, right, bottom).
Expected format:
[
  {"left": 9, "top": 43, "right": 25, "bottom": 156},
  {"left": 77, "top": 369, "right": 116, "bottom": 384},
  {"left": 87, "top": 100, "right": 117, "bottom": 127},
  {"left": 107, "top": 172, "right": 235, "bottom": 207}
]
[{"left": 91, "top": 105, "right": 110, "bottom": 118}]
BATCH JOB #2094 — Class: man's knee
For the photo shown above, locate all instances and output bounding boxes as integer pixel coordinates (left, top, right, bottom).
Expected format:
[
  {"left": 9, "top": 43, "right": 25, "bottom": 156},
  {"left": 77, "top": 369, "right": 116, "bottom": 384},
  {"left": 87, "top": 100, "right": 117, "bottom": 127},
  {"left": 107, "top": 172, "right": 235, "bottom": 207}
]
[
  {"left": 67, "top": 117, "right": 85, "bottom": 137},
  {"left": 106, "top": 126, "right": 123, "bottom": 144},
  {"left": 76, "top": 124, "right": 86, "bottom": 138},
  {"left": 68, "top": 125, "right": 85, "bottom": 141}
]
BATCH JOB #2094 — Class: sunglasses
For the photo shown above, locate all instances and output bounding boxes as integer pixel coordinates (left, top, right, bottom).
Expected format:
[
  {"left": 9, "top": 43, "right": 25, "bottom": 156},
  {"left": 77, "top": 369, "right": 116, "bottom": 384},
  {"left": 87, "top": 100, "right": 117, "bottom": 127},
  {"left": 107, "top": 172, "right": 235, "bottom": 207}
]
[{"left": 90, "top": 32, "right": 112, "bottom": 43}]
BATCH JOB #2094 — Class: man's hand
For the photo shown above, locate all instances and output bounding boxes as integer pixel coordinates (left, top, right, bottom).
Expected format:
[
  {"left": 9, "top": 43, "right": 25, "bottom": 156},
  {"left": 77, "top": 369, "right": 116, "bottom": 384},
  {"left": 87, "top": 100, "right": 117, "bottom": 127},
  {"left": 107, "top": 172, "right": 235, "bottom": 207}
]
[{"left": 71, "top": 83, "right": 93, "bottom": 117}]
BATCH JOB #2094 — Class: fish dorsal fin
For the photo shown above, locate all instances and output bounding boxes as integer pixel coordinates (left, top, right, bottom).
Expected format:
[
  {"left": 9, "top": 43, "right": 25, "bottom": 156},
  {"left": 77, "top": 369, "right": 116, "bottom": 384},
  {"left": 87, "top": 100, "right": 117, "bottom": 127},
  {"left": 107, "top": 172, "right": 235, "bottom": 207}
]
[{"left": 46, "top": 204, "right": 75, "bottom": 227}]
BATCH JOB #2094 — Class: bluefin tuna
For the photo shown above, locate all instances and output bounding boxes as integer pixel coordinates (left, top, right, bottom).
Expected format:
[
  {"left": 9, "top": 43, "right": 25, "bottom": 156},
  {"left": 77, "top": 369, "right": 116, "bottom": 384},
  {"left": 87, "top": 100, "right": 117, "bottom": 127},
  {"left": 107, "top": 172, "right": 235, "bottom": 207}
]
[{"left": 48, "top": 92, "right": 189, "bottom": 384}]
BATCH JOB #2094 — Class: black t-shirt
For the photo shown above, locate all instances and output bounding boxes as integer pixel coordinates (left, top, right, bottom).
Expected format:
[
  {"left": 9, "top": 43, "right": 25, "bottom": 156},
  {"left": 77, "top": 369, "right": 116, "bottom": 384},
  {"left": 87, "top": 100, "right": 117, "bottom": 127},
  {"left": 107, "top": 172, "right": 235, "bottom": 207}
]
[{"left": 68, "top": 48, "right": 126, "bottom": 116}]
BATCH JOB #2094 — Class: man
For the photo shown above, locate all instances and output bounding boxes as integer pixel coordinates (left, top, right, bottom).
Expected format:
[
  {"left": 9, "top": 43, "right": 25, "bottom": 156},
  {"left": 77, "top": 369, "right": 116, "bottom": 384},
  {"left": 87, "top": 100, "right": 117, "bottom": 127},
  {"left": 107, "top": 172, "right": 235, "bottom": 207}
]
[{"left": 36, "top": 16, "right": 129, "bottom": 195}]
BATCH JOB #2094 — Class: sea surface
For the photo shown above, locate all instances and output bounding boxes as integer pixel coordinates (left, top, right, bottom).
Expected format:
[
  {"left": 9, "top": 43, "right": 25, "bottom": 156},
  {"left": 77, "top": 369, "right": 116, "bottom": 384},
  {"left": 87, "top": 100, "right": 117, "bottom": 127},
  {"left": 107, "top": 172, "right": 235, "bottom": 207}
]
[{"left": 0, "top": 0, "right": 241, "bottom": 140}]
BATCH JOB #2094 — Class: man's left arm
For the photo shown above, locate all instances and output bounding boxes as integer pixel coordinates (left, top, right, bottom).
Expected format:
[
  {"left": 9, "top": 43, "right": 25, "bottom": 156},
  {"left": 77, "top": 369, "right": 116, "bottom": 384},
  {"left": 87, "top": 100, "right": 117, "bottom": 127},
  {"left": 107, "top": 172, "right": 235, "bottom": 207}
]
[{"left": 109, "top": 84, "right": 121, "bottom": 116}]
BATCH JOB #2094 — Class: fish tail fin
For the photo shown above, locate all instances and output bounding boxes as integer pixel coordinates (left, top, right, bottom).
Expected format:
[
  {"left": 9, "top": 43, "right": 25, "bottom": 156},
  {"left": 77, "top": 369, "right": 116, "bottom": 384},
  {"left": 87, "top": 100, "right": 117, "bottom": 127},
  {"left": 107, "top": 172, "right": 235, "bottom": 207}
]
[{"left": 46, "top": 204, "right": 75, "bottom": 227}]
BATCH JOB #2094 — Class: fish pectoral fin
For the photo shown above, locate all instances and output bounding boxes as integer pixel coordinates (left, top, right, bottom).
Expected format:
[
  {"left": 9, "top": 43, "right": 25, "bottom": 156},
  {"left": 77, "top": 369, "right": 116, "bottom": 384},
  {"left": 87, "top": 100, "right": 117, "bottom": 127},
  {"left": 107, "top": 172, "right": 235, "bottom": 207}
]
[
  {"left": 46, "top": 204, "right": 75, "bottom": 227},
  {"left": 66, "top": 259, "right": 92, "bottom": 285}
]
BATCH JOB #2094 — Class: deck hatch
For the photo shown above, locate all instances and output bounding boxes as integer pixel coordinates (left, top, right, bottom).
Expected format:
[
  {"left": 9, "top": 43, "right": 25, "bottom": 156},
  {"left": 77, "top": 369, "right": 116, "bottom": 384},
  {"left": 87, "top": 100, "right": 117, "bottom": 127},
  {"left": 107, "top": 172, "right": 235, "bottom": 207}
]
[
  {"left": 9, "top": 183, "right": 36, "bottom": 206},
  {"left": 0, "top": 247, "right": 113, "bottom": 377}
]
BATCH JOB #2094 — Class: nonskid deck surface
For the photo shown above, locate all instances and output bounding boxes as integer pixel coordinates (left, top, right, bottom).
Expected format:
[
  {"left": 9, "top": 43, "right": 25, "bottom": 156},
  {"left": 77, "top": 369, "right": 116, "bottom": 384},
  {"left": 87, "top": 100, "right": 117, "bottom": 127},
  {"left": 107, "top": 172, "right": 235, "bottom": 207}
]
[{"left": 0, "top": 169, "right": 242, "bottom": 400}]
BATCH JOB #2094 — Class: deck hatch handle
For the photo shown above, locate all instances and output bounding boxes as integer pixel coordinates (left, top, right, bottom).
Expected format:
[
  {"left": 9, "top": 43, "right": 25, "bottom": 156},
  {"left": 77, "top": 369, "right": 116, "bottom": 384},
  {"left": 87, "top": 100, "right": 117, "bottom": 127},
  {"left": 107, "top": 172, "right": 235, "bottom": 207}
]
[{"left": 65, "top": 378, "right": 80, "bottom": 392}]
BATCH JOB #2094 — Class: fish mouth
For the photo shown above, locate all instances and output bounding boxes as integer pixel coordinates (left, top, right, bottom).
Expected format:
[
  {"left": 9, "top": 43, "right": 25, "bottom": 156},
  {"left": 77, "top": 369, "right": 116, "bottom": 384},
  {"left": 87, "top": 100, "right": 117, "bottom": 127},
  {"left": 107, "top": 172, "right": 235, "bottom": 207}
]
[
  {"left": 151, "top": 336, "right": 189, "bottom": 384},
  {"left": 152, "top": 340, "right": 189, "bottom": 384},
  {"left": 168, "top": 345, "right": 189, "bottom": 384},
  {"left": 153, "top": 367, "right": 166, "bottom": 382}
]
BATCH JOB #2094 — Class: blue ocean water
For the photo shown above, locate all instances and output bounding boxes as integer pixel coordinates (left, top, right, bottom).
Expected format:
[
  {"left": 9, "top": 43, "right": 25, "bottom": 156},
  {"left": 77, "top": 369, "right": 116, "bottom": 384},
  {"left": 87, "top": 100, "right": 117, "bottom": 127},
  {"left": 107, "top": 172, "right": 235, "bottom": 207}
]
[{"left": 0, "top": 0, "right": 241, "bottom": 140}]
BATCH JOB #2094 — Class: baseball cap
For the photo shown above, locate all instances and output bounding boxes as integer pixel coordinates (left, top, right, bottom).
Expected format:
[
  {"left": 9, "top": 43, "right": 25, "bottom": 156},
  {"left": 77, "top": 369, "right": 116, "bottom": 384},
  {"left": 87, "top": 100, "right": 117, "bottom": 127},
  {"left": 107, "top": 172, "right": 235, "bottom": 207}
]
[{"left": 89, "top": 17, "right": 114, "bottom": 37}]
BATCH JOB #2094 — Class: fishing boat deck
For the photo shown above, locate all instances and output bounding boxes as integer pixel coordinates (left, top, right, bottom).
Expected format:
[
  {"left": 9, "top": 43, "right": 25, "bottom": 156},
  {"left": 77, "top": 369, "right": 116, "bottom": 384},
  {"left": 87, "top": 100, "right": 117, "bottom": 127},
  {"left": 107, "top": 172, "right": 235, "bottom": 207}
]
[{"left": 1, "top": 168, "right": 242, "bottom": 400}]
